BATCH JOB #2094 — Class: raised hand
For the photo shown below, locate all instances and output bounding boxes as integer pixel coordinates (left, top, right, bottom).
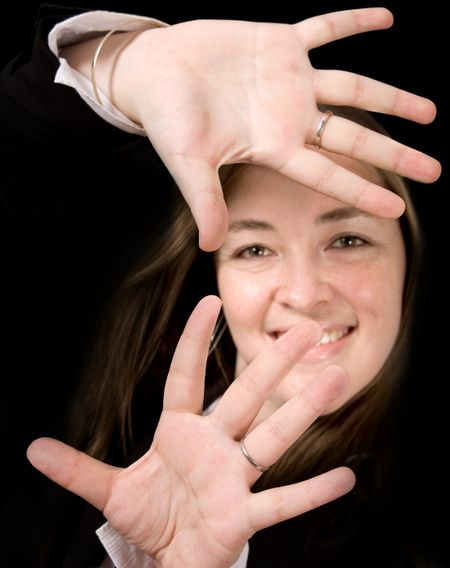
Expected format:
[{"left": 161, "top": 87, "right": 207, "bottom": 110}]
[
  {"left": 27, "top": 296, "right": 355, "bottom": 567},
  {"left": 62, "top": 8, "right": 441, "bottom": 251}
]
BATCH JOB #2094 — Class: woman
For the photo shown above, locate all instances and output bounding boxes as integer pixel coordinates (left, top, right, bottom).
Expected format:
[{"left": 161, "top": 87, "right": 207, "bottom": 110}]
[
  {"left": 27, "top": 106, "right": 425, "bottom": 567},
  {"left": 1, "top": 5, "right": 441, "bottom": 566}
]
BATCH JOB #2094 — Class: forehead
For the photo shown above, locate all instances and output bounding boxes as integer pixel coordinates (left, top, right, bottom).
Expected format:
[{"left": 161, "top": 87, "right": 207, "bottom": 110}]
[{"left": 224, "top": 157, "right": 384, "bottom": 217}]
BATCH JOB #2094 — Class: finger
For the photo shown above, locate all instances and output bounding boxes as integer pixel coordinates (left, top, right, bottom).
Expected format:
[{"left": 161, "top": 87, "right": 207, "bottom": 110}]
[
  {"left": 295, "top": 8, "right": 393, "bottom": 51},
  {"left": 240, "top": 366, "right": 348, "bottom": 482},
  {"left": 318, "top": 115, "right": 441, "bottom": 184},
  {"left": 166, "top": 154, "right": 228, "bottom": 252},
  {"left": 279, "top": 147, "right": 405, "bottom": 218},
  {"left": 164, "top": 295, "right": 222, "bottom": 413},
  {"left": 316, "top": 70, "right": 437, "bottom": 125},
  {"left": 211, "top": 321, "right": 323, "bottom": 438},
  {"left": 249, "top": 466, "right": 355, "bottom": 532},
  {"left": 27, "top": 438, "right": 117, "bottom": 511}
]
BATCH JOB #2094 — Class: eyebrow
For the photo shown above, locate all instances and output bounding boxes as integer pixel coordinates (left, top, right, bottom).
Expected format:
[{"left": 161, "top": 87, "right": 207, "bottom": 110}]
[
  {"left": 316, "top": 206, "right": 370, "bottom": 224},
  {"left": 228, "top": 207, "right": 371, "bottom": 233},
  {"left": 228, "top": 219, "right": 275, "bottom": 232}
]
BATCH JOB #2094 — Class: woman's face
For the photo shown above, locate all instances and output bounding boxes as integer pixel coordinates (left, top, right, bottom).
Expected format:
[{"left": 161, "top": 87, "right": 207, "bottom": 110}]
[{"left": 215, "top": 161, "right": 406, "bottom": 414}]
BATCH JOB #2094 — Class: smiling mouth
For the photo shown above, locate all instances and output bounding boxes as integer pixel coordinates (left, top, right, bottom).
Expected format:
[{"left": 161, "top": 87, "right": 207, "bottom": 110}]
[{"left": 269, "top": 327, "right": 355, "bottom": 345}]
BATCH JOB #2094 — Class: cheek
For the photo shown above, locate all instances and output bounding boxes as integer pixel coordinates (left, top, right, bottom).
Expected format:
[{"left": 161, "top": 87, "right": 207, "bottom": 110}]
[
  {"left": 346, "top": 259, "right": 405, "bottom": 332},
  {"left": 216, "top": 268, "right": 271, "bottom": 350},
  {"left": 335, "top": 259, "right": 405, "bottom": 397}
]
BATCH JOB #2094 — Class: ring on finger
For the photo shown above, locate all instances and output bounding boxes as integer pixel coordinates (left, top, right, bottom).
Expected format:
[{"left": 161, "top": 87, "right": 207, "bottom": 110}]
[
  {"left": 313, "top": 110, "right": 333, "bottom": 149},
  {"left": 240, "top": 436, "right": 271, "bottom": 473}
]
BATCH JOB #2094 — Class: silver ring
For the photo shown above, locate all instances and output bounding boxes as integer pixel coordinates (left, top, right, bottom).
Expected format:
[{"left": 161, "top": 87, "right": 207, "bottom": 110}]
[
  {"left": 313, "top": 110, "right": 333, "bottom": 148},
  {"left": 240, "top": 437, "right": 271, "bottom": 473}
]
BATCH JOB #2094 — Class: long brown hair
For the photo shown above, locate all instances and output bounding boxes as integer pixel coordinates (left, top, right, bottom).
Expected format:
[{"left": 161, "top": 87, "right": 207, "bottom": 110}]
[
  {"left": 69, "top": 107, "right": 422, "bottom": 486},
  {"left": 68, "top": 197, "right": 199, "bottom": 459}
]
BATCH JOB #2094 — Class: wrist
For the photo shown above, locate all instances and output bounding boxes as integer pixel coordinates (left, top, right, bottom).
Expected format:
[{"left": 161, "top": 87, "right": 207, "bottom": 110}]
[
  {"left": 109, "top": 26, "right": 167, "bottom": 125},
  {"left": 61, "top": 26, "right": 166, "bottom": 125}
]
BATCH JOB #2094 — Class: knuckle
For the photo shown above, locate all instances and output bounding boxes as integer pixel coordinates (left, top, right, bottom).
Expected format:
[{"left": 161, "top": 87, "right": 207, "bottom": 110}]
[
  {"left": 352, "top": 75, "right": 366, "bottom": 105},
  {"left": 265, "top": 416, "right": 288, "bottom": 445},
  {"left": 235, "top": 368, "right": 263, "bottom": 397},
  {"left": 322, "top": 16, "right": 337, "bottom": 38},
  {"left": 390, "top": 146, "right": 406, "bottom": 173},
  {"left": 391, "top": 87, "right": 402, "bottom": 114},
  {"left": 350, "top": 126, "right": 369, "bottom": 156},
  {"left": 269, "top": 491, "right": 289, "bottom": 522},
  {"left": 303, "top": 482, "right": 321, "bottom": 511},
  {"left": 168, "top": 364, "right": 188, "bottom": 381},
  {"left": 315, "top": 163, "right": 339, "bottom": 195}
]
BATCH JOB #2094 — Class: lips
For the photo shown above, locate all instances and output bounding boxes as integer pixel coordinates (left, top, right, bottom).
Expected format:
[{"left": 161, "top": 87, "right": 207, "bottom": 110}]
[{"left": 268, "top": 325, "right": 355, "bottom": 362}]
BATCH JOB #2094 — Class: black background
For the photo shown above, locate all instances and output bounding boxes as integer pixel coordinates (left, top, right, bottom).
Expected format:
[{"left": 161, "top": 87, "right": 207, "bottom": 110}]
[{"left": 2, "top": 0, "right": 447, "bottom": 554}]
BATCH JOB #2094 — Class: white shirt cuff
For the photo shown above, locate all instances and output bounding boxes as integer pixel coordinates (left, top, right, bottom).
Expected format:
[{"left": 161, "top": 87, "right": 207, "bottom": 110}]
[
  {"left": 47, "top": 11, "right": 169, "bottom": 136},
  {"left": 96, "top": 522, "right": 157, "bottom": 567}
]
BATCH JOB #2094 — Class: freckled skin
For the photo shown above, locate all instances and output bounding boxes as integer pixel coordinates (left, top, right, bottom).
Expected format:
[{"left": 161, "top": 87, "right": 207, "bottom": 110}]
[{"left": 215, "top": 160, "right": 406, "bottom": 415}]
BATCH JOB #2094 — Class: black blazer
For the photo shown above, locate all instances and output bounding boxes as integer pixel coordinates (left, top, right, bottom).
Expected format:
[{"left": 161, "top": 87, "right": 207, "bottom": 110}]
[
  {"left": 1, "top": 4, "right": 448, "bottom": 567},
  {"left": 0, "top": 4, "right": 176, "bottom": 565}
]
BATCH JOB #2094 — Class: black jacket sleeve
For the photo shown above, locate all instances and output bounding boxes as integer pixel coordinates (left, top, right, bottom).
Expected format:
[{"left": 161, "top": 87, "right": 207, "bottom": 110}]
[{"left": 0, "top": 4, "right": 176, "bottom": 566}]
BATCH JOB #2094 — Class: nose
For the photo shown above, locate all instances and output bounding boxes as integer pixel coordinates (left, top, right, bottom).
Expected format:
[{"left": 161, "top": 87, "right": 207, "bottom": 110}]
[{"left": 274, "top": 256, "right": 333, "bottom": 312}]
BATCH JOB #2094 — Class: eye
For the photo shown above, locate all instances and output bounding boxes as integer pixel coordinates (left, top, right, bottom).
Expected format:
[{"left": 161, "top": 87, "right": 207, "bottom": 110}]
[
  {"left": 330, "top": 235, "right": 367, "bottom": 249},
  {"left": 235, "top": 245, "right": 273, "bottom": 259}
]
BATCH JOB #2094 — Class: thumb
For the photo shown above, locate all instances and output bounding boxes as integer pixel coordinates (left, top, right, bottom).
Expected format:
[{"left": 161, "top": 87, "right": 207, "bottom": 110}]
[
  {"left": 27, "top": 438, "right": 118, "bottom": 511},
  {"left": 167, "top": 156, "right": 229, "bottom": 251}
]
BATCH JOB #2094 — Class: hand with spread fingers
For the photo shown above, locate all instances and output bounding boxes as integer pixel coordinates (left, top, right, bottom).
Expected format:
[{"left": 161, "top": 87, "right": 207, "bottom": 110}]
[
  {"left": 62, "top": 7, "right": 441, "bottom": 251},
  {"left": 27, "top": 296, "right": 354, "bottom": 568}
]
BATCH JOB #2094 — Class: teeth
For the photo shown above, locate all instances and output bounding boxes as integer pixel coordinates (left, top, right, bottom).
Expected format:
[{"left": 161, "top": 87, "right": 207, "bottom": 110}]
[
  {"left": 317, "top": 328, "right": 348, "bottom": 345},
  {"left": 271, "top": 328, "right": 350, "bottom": 344}
]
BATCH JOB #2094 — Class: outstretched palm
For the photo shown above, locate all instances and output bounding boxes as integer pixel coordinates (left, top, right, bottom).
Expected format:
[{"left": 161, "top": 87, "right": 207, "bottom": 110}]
[
  {"left": 122, "top": 9, "right": 440, "bottom": 250},
  {"left": 28, "top": 296, "right": 354, "bottom": 567}
]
